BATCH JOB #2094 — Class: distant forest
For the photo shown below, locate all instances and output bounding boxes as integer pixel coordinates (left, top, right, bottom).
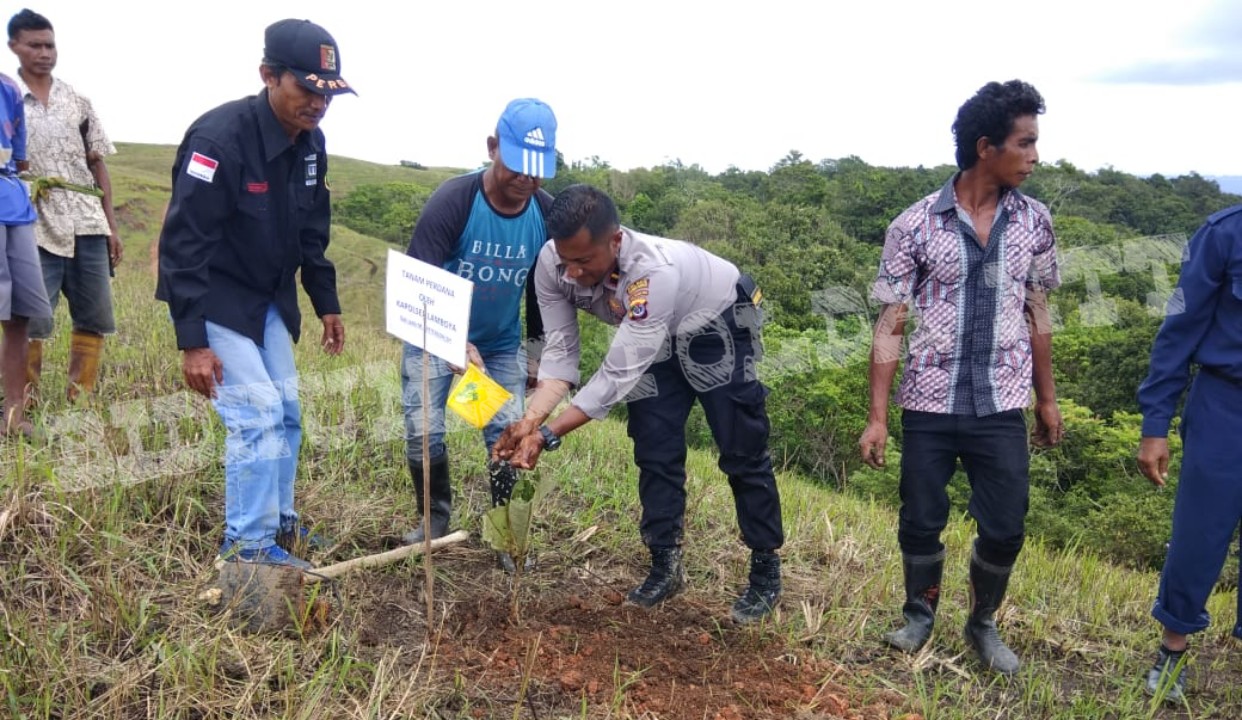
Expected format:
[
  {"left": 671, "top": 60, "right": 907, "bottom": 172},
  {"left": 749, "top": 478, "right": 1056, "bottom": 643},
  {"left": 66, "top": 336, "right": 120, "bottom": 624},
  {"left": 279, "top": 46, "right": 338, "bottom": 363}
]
[{"left": 333, "top": 152, "right": 1242, "bottom": 571}]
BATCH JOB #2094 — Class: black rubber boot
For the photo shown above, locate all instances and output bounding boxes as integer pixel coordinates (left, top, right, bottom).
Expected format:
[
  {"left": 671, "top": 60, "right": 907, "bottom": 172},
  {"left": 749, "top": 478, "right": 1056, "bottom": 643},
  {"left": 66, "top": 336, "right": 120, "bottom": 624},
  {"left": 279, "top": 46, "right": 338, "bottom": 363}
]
[
  {"left": 883, "top": 551, "right": 944, "bottom": 652},
  {"left": 1144, "top": 644, "right": 1188, "bottom": 703},
  {"left": 627, "top": 546, "right": 685, "bottom": 608},
  {"left": 402, "top": 456, "right": 452, "bottom": 545},
  {"left": 963, "top": 549, "right": 1020, "bottom": 675},
  {"left": 731, "top": 550, "right": 782, "bottom": 624},
  {"left": 489, "top": 460, "right": 536, "bottom": 573}
]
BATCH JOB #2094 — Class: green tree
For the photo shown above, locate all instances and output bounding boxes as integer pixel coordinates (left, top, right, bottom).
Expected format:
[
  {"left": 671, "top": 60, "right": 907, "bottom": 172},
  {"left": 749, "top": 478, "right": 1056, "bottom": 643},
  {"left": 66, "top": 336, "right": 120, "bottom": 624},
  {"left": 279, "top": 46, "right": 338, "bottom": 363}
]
[{"left": 332, "top": 182, "right": 432, "bottom": 245}]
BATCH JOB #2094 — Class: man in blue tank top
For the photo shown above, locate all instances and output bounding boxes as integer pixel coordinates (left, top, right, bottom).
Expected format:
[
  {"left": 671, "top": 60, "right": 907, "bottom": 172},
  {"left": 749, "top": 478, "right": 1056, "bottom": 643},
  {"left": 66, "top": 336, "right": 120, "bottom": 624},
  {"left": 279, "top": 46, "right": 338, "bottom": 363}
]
[{"left": 400, "top": 98, "right": 556, "bottom": 572}]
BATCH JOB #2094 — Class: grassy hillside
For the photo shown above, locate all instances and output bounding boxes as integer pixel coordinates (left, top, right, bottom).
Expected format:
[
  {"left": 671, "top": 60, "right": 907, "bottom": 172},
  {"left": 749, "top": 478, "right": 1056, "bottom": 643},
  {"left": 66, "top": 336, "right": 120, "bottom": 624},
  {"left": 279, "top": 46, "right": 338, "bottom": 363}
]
[
  {"left": 0, "top": 145, "right": 1237, "bottom": 719},
  {"left": 113, "top": 142, "right": 462, "bottom": 197}
]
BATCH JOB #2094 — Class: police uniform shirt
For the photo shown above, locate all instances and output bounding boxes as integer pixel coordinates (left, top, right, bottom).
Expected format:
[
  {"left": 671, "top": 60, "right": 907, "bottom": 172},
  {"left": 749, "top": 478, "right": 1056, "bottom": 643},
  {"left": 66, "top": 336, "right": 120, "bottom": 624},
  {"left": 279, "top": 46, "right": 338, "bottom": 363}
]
[
  {"left": 1138, "top": 203, "right": 1242, "bottom": 437},
  {"left": 157, "top": 89, "right": 339, "bottom": 350},
  {"left": 534, "top": 227, "right": 741, "bottom": 419}
]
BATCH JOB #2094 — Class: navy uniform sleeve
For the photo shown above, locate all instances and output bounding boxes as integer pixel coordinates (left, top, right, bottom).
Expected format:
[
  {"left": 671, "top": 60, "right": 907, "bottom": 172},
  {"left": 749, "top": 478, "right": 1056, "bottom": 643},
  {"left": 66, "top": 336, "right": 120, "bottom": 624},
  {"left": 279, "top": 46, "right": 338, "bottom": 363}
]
[
  {"left": 407, "top": 173, "right": 474, "bottom": 267},
  {"left": 524, "top": 187, "right": 556, "bottom": 342},
  {"left": 299, "top": 147, "right": 340, "bottom": 317},
  {"left": 1137, "top": 216, "right": 1232, "bottom": 437},
  {"left": 158, "top": 136, "right": 237, "bottom": 349},
  {"left": 524, "top": 264, "right": 544, "bottom": 340}
]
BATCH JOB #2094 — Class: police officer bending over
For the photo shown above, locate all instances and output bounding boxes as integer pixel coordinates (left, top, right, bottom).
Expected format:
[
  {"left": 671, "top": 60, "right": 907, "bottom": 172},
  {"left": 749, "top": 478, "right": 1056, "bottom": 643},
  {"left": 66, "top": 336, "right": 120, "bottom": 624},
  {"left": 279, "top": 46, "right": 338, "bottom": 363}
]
[{"left": 493, "top": 183, "right": 784, "bottom": 624}]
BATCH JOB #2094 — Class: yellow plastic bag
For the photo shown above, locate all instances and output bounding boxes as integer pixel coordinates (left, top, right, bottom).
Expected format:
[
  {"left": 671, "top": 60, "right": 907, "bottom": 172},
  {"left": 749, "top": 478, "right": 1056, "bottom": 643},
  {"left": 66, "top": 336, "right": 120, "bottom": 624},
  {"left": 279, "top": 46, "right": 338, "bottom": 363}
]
[{"left": 446, "top": 364, "right": 514, "bottom": 429}]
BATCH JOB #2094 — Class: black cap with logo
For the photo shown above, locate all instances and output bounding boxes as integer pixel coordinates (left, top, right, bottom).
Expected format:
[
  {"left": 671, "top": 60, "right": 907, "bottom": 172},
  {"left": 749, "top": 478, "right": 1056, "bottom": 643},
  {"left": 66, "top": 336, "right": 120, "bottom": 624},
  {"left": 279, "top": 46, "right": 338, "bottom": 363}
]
[{"left": 263, "top": 19, "right": 356, "bottom": 96}]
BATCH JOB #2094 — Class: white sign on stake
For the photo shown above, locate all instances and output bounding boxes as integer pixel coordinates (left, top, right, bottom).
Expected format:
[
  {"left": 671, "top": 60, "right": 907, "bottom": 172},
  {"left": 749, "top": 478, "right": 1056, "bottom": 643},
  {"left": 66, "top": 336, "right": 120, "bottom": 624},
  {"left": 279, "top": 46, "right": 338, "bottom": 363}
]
[{"left": 385, "top": 250, "right": 473, "bottom": 368}]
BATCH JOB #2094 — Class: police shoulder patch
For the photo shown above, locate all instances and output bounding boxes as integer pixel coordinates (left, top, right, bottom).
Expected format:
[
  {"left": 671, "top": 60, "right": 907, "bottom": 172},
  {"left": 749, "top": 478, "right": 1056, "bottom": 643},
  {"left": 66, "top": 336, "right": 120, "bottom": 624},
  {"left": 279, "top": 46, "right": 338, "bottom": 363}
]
[{"left": 625, "top": 277, "right": 650, "bottom": 306}]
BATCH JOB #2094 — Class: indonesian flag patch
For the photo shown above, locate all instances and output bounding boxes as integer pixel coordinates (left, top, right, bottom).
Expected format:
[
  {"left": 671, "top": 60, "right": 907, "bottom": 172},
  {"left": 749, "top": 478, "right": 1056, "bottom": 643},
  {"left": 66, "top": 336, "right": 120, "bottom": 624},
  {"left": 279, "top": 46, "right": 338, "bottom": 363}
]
[{"left": 186, "top": 152, "right": 218, "bottom": 183}]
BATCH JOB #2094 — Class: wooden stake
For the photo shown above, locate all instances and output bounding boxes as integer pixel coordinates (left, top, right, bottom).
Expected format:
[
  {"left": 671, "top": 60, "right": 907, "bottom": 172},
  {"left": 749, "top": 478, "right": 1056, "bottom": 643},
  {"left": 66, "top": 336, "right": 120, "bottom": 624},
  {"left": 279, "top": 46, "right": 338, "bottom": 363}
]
[
  {"left": 305, "top": 530, "right": 469, "bottom": 583},
  {"left": 421, "top": 301, "right": 434, "bottom": 621}
]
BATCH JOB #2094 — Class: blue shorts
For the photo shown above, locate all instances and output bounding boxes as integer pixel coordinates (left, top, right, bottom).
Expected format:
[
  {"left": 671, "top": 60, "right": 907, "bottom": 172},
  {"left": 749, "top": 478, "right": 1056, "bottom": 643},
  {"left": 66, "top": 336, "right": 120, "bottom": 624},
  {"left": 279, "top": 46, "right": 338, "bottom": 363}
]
[{"left": 0, "top": 222, "right": 51, "bottom": 322}]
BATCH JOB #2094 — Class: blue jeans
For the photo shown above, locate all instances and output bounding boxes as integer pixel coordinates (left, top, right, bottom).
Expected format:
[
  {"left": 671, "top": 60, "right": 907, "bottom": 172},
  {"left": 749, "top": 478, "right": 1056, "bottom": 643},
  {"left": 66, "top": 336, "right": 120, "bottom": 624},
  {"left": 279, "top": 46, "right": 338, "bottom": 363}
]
[
  {"left": 207, "top": 305, "right": 301, "bottom": 550},
  {"left": 401, "top": 344, "right": 525, "bottom": 461},
  {"left": 28, "top": 236, "right": 116, "bottom": 339}
]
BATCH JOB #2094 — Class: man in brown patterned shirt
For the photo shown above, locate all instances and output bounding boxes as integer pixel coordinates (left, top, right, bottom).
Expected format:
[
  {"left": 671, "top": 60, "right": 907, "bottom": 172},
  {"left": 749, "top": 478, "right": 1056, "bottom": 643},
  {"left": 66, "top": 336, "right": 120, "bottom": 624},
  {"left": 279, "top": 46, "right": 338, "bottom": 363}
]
[{"left": 8, "top": 8, "right": 121, "bottom": 402}]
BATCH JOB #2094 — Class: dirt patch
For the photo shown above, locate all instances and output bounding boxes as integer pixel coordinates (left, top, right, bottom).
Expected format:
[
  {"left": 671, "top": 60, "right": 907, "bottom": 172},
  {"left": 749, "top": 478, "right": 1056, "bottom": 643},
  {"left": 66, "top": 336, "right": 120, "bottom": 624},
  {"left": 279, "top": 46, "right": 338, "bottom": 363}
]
[
  {"left": 346, "top": 547, "right": 907, "bottom": 719},
  {"left": 115, "top": 198, "right": 155, "bottom": 234}
]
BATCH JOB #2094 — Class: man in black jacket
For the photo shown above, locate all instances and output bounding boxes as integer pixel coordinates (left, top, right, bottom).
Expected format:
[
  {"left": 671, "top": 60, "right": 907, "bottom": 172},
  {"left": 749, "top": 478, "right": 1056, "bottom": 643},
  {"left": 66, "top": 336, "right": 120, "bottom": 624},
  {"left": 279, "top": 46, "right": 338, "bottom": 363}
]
[{"left": 157, "top": 19, "right": 354, "bottom": 569}]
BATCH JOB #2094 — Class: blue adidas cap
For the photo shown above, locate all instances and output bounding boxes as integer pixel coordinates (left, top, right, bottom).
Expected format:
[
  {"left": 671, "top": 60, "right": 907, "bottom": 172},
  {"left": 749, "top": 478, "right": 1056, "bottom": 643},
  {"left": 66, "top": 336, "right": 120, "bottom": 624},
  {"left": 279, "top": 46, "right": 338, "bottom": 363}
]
[{"left": 496, "top": 98, "right": 557, "bottom": 179}]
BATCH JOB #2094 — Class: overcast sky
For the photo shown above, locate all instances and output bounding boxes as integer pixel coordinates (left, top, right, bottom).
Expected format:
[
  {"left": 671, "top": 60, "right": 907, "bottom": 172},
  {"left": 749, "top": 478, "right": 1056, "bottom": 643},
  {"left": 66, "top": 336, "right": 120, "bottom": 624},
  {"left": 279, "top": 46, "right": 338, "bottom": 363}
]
[{"left": 22, "top": 0, "right": 1242, "bottom": 177}]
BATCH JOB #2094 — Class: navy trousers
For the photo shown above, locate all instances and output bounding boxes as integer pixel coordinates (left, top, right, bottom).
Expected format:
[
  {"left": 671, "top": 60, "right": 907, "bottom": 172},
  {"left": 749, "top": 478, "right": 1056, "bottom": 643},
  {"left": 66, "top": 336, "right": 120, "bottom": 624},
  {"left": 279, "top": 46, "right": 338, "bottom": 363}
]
[
  {"left": 897, "top": 409, "right": 1030, "bottom": 567},
  {"left": 625, "top": 295, "right": 784, "bottom": 551},
  {"left": 1153, "top": 371, "right": 1242, "bottom": 638}
]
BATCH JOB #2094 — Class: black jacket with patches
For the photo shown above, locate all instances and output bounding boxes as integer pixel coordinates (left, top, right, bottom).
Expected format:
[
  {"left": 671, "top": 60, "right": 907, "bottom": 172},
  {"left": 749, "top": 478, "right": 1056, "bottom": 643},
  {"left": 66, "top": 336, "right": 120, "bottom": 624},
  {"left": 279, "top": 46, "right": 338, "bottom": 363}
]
[{"left": 157, "top": 89, "right": 339, "bottom": 349}]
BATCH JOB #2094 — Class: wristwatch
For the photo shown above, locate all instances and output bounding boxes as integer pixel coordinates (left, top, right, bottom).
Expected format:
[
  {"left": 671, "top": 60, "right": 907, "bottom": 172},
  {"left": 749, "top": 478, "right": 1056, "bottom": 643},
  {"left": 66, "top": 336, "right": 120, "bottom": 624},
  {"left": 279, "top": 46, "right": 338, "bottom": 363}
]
[{"left": 538, "top": 425, "right": 562, "bottom": 452}]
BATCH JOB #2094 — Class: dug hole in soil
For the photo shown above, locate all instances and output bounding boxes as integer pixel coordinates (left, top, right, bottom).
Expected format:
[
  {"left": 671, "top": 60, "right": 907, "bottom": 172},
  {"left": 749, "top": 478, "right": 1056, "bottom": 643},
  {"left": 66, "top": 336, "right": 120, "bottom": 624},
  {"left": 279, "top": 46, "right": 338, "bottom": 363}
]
[{"left": 343, "top": 542, "right": 907, "bottom": 720}]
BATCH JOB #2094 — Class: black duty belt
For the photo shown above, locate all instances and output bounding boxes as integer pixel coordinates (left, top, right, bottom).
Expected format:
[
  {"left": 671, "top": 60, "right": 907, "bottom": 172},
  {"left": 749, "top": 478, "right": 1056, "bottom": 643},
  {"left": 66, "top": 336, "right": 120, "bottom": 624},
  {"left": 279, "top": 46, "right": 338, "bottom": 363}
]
[
  {"left": 736, "top": 273, "right": 763, "bottom": 307},
  {"left": 1201, "top": 365, "right": 1242, "bottom": 387}
]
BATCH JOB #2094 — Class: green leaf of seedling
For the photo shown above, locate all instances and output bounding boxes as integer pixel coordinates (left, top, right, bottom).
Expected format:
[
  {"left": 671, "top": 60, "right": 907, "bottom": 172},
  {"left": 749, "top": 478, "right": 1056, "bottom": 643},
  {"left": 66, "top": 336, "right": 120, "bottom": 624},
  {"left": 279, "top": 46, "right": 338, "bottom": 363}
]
[
  {"left": 482, "top": 470, "right": 555, "bottom": 558},
  {"left": 482, "top": 504, "right": 513, "bottom": 553}
]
